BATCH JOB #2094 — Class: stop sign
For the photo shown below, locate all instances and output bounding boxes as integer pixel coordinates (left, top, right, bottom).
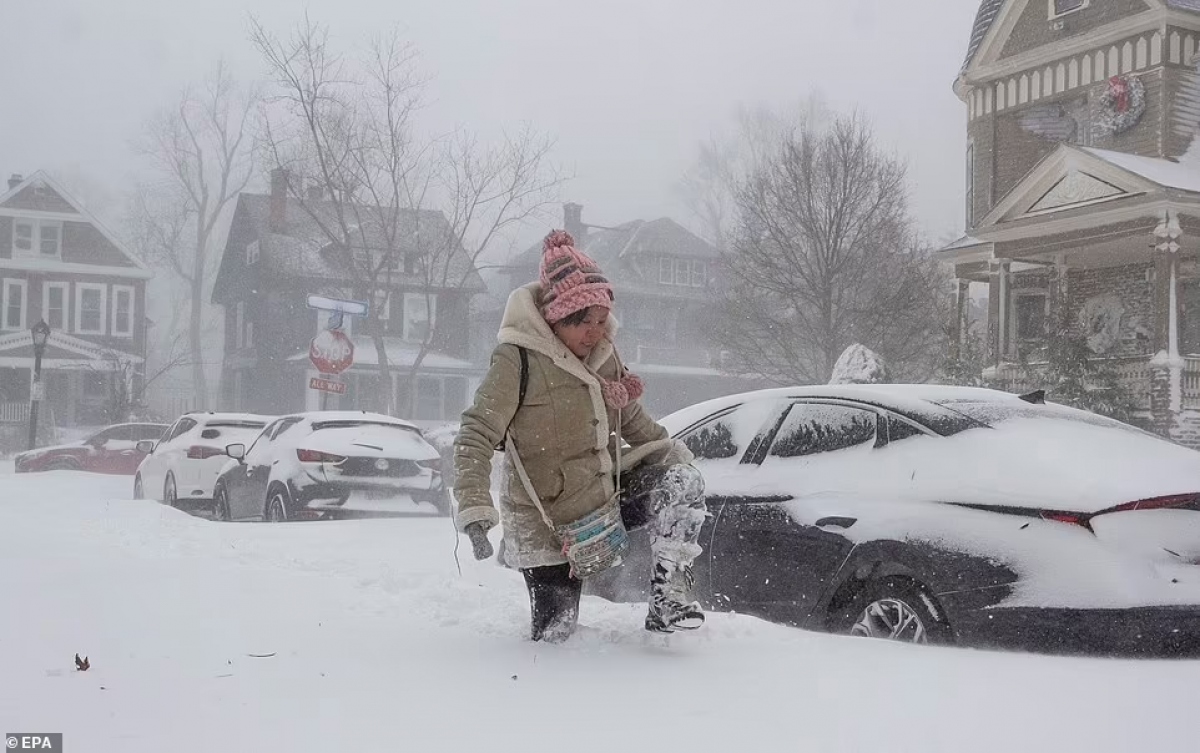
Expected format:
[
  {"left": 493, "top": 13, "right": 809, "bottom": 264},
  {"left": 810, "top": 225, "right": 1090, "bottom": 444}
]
[{"left": 309, "top": 329, "right": 355, "bottom": 375}]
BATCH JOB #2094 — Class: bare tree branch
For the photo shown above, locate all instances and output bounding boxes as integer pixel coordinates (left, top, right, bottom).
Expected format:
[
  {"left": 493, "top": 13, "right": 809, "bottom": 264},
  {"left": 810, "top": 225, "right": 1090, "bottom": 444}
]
[
  {"left": 250, "top": 16, "right": 562, "bottom": 415},
  {"left": 712, "top": 111, "right": 948, "bottom": 384},
  {"left": 129, "top": 63, "right": 258, "bottom": 409}
]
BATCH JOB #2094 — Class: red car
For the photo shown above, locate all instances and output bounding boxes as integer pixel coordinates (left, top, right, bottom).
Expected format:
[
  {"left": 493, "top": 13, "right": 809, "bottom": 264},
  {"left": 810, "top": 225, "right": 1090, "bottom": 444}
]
[{"left": 13, "top": 423, "right": 169, "bottom": 475}]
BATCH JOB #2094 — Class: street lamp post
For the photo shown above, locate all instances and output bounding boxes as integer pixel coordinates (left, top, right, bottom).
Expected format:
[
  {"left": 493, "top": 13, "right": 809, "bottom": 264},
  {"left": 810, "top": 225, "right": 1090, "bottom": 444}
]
[{"left": 27, "top": 320, "right": 50, "bottom": 451}]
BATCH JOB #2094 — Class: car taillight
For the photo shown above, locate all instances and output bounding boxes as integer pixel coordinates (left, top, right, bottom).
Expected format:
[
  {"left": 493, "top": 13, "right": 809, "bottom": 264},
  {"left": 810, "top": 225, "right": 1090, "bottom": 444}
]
[
  {"left": 1040, "top": 511, "right": 1092, "bottom": 528},
  {"left": 297, "top": 449, "right": 346, "bottom": 464},
  {"left": 187, "top": 445, "right": 225, "bottom": 460},
  {"left": 1102, "top": 494, "right": 1200, "bottom": 514}
]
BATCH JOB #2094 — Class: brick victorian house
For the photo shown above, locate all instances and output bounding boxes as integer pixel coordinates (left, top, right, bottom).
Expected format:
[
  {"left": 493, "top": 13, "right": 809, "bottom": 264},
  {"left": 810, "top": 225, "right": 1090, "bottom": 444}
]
[
  {"left": 212, "top": 171, "right": 486, "bottom": 422},
  {"left": 0, "top": 171, "right": 151, "bottom": 432},
  {"left": 941, "top": 0, "right": 1200, "bottom": 444},
  {"left": 498, "top": 204, "right": 769, "bottom": 417}
]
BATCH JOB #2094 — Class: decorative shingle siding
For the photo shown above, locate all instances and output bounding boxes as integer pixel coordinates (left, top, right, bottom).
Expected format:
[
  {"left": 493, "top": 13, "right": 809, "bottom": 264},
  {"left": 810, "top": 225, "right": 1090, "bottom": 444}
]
[{"left": 999, "top": 0, "right": 1153, "bottom": 61}]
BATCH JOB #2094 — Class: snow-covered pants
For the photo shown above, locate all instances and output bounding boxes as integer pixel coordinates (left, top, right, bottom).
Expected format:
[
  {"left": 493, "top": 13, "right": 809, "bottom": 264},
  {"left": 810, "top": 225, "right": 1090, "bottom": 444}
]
[
  {"left": 619, "top": 462, "right": 708, "bottom": 577},
  {"left": 519, "top": 463, "right": 706, "bottom": 641}
]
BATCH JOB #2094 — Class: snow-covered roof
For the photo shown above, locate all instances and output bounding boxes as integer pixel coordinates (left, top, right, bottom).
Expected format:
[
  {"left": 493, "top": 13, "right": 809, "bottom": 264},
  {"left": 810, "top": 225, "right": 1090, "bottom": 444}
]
[
  {"left": 940, "top": 235, "right": 987, "bottom": 251},
  {"left": 215, "top": 193, "right": 485, "bottom": 297},
  {"left": 286, "top": 338, "right": 479, "bottom": 372},
  {"left": 960, "top": 0, "right": 1003, "bottom": 74},
  {"left": 1082, "top": 148, "right": 1200, "bottom": 195},
  {"left": 506, "top": 217, "right": 719, "bottom": 296}
]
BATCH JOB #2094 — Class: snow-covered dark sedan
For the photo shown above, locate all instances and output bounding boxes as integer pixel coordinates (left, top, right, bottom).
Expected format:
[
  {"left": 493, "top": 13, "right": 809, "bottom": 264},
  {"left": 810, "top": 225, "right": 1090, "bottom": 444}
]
[
  {"left": 211, "top": 411, "right": 449, "bottom": 521},
  {"left": 588, "top": 385, "right": 1200, "bottom": 656}
]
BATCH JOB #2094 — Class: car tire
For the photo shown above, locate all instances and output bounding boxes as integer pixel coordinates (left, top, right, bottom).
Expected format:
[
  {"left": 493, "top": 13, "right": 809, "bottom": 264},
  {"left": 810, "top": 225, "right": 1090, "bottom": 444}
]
[
  {"left": 164, "top": 473, "right": 179, "bottom": 509},
  {"left": 841, "top": 575, "right": 953, "bottom": 646},
  {"left": 133, "top": 475, "right": 144, "bottom": 500},
  {"left": 264, "top": 488, "right": 290, "bottom": 522},
  {"left": 212, "top": 486, "right": 231, "bottom": 522}
]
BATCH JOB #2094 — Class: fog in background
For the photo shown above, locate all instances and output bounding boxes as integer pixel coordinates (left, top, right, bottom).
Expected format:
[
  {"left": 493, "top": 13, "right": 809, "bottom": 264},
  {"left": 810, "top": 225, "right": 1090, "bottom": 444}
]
[{"left": 1, "top": 0, "right": 978, "bottom": 257}]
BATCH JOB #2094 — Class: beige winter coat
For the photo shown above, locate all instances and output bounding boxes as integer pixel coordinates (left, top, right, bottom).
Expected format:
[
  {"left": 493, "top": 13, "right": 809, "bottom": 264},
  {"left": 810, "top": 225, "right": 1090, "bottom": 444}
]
[{"left": 453, "top": 282, "right": 692, "bottom": 569}]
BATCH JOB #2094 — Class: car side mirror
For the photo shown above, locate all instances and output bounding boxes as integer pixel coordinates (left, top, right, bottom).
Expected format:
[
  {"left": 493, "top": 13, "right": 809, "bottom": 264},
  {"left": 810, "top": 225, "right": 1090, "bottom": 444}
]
[
  {"left": 135, "top": 440, "right": 155, "bottom": 454},
  {"left": 225, "top": 443, "right": 246, "bottom": 462}
]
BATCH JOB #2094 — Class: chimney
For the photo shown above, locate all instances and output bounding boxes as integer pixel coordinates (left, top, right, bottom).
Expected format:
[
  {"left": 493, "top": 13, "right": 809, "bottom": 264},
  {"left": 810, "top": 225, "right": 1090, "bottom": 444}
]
[
  {"left": 563, "top": 202, "right": 585, "bottom": 244},
  {"left": 7, "top": 173, "right": 23, "bottom": 190},
  {"left": 269, "top": 168, "right": 289, "bottom": 233}
]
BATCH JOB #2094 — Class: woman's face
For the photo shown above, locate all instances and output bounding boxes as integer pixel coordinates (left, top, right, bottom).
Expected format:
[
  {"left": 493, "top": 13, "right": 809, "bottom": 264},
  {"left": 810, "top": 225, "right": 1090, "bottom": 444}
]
[{"left": 553, "top": 306, "right": 609, "bottom": 358}]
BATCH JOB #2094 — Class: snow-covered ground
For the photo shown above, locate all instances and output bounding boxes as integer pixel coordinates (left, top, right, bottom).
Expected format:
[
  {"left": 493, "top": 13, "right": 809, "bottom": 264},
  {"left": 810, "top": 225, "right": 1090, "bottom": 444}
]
[{"left": 2, "top": 469, "right": 1198, "bottom": 753}]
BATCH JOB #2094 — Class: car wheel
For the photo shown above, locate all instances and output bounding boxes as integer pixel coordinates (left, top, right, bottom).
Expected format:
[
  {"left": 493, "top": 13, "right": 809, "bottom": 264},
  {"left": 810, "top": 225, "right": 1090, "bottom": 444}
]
[
  {"left": 133, "top": 475, "right": 144, "bottom": 500},
  {"left": 845, "top": 576, "right": 952, "bottom": 646},
  {"left": 212, "top": 486, "right": 231, "bottom": 522},
  {"left": 265, "top": 489, "right": 289, "bottom": 522},
  {"left": 164, "top": 473, "right": 179, "bottom": 508}
]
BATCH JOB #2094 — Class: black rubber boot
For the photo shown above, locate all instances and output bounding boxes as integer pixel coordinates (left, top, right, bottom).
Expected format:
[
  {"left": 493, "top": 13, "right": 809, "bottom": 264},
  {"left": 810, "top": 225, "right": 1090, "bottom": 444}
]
[{"left": 522, "top": 563, "right": 582, "bottom": 643}]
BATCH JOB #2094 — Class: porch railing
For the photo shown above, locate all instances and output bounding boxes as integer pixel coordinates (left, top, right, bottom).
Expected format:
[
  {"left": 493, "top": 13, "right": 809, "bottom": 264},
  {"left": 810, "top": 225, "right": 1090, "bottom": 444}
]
[
  {"left": 0, "top": 402, "right": 29, "bottom": 424},
  {"left": 992, "top": 355, "right": 1200, "bottom": 411}
]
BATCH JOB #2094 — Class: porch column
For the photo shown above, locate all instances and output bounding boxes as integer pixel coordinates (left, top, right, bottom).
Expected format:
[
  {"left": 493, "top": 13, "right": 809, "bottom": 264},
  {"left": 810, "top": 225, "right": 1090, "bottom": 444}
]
[
  {"left": 950, "top": 278, "right": 971, "bottom": 361},
  {"left": 1150, "top": 210, "right": 1184, "bottom": 437},
  {"left": 987, "top": 260, "right": 1011, "bottom": 366},
  {"left": 1049, "top": 257, "right": 1069, "bottom": 335}
]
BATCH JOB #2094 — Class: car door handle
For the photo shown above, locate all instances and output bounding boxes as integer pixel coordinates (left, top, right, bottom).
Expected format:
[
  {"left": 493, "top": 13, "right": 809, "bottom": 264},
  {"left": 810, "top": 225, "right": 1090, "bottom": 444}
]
[{"left": 816, "top": 516, "right": 857, "bottom": 529}]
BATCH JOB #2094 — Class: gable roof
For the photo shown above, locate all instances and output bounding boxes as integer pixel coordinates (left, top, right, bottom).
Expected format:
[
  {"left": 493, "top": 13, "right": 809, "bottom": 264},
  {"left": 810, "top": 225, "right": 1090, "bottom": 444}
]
[
  {"left": 959, "top": 0, "right": 1199, "bottom": 84},
  {"left": 215, "top": 193, "right": 485, "bottom": 297},
  {"left": 510, "top": 216, "right": 718, "bottom": 283},
  {"left": 969, "top": 143, "right": 1200, "bottom": 235},
  {"left": 961, "top": 0, "right": 1005, "bottom": 76},
  {"left": 0, "top": 171, "right": 151, "bottom": 278}
]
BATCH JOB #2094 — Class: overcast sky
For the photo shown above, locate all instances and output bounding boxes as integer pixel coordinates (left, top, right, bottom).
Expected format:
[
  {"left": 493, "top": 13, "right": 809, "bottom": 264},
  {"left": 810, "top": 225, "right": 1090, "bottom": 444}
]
[{"left": 1, "top": 0, "right": 980, "bottom": 253}]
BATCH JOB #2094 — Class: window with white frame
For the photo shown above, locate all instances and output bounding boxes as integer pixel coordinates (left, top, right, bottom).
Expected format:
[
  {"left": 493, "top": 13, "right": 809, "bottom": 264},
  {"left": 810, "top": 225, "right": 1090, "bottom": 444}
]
[
  {"left": 43, "top": 282, "right": 68, "bottom": 331},
  {"left": 403, "top": 292, "right": 436, "bottom": 342},
  {"left": 11, "top": 219, "right": 62, "bottom": 258},
  {"left": 658, "top": 257, "right": 707, "bottom": 287},
  {"left": 2, "top": 279, "right": 27, "bottom": 331},
  {"left": 76, "top": 283, "right": 107, "bottom": 335},
  {"left": 112, "top": 286, "right": 134, "bottom": 337},
  {"left": 1050, "top": 0, "right": 1087, "bottom": 18}
]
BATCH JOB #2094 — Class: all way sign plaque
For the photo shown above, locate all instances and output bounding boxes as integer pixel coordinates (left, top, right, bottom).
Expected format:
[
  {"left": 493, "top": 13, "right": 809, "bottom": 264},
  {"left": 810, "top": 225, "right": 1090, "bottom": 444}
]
[{"left": 309, "top": 376, "right": 347, "bottom": 395}]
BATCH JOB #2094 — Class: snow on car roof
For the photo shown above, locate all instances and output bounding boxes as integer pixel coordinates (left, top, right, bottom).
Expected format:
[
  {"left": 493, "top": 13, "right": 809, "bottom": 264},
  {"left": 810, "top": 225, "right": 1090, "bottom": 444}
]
[
  {"left": 659, "top": 384, "right": 1023, "bottom": 434},
  {"left": 188, "top": 412, "right": 274, "bottom": 425},
  {"left": 285, "top": 411, "right": 420, "bottom": 430}
]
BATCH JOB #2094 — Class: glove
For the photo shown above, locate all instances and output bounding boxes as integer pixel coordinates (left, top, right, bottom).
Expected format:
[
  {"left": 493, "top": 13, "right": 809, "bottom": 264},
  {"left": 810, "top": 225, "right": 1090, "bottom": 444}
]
[{"left": 465, "top": 522, "right": 494, "bottom": 561}]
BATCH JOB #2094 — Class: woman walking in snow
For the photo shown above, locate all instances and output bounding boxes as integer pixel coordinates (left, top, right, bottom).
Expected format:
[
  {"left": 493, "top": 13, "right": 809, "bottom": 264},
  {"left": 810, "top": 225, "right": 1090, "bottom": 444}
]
[{"left": 453, "top": 230, "right": 708, "bottom": 643}]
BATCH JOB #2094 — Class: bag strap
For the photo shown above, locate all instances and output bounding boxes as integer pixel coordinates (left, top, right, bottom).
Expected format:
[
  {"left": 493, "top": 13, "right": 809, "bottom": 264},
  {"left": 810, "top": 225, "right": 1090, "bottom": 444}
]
[
  {"left": 505, "top": 433, "right": 556, "bottom": 533},
  {"left": 517, "top": 345, "right": 529, "bottom": 407},
  {"left": 494, "top": 346, "right": 529, "bottom": 452}
]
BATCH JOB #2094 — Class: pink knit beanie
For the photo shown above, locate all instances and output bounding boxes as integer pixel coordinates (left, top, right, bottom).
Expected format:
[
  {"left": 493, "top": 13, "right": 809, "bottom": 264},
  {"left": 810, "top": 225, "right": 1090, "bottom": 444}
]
[{"left": 539, "top": 230, "right": 614, "bottom": 324}]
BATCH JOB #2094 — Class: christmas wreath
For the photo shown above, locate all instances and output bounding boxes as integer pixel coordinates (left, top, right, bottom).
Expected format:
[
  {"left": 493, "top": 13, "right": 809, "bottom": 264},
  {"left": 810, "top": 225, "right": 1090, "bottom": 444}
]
[
  {"left": 1097, "top": 75, "right": 1146, "bottom": 135},
  {"left": 1078, "top": 294, "right": 1125, "bottom": 354}
]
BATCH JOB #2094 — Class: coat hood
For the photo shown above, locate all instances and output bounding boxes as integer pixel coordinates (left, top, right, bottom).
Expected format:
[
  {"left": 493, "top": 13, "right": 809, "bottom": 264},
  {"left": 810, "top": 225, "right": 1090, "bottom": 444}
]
[{"left": 497, "top": 282, "right": 620, "bottom": 378}]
